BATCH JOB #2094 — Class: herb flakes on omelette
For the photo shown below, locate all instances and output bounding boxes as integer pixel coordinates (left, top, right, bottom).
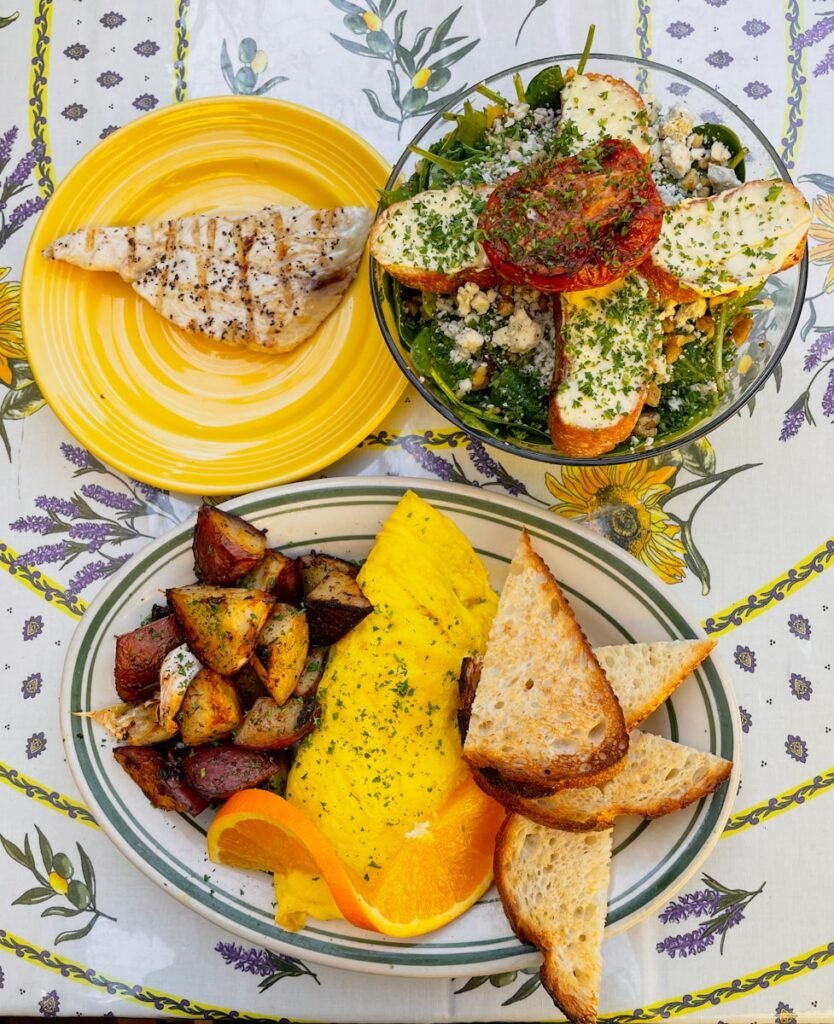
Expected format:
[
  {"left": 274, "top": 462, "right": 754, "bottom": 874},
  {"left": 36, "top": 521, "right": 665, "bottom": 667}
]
[{"left": 285, "top": 490, "right": 497, "bottom": 881}]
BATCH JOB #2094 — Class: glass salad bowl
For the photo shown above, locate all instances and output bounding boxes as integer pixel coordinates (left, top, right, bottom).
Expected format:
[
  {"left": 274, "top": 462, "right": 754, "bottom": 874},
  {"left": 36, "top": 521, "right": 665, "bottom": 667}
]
[{"left": 369, "top": 54, "right": 808, "bottom": 465}]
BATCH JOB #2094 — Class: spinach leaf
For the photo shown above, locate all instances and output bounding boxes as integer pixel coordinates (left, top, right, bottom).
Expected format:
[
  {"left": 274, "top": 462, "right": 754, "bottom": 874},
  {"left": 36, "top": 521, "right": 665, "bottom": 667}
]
[{"left": 525, "top": 65, "right": 564, "bottom": 111}]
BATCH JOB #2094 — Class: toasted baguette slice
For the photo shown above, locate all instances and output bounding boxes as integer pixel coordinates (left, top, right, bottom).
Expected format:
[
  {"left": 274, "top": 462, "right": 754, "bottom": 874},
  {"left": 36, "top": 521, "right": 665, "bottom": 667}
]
[
  {"left": 369, "top": 185, "right": 497, "bottom": 293},
  {"left": 495, "top": 815, "right": 612, "bottom": 1024},
  {"left": 495, "top": 730, "right": 732, "bottom": 830},
  {"left": 463, "top": 531, "right": 628, "bottom": 789},
  {"left": 558, "top": 73, "right": 652, "bottom": 157},
  {"left": 549, "top": 274, "right": 658, "bottom": 458},
  {"left": 641, "top": 180, "right": 811, "bottom": 301},
  {"left": 595, "top": 638, "right": 716, "bottom": 731},
  {"left": 466, "top": 637, "right": 715, "bottom": 801}
]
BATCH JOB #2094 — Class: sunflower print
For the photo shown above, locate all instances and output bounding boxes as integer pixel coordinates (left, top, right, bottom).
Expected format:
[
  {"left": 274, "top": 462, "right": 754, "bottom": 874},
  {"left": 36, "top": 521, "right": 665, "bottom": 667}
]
[
  {"left": 545, "top": 463, "right": 687, "bottom": 584},
  {"left": 808, "top": 194, "right": 834, "bottom": 292},
  {"left": 0, "top": 266, "right": 24, "bottom": 386}
]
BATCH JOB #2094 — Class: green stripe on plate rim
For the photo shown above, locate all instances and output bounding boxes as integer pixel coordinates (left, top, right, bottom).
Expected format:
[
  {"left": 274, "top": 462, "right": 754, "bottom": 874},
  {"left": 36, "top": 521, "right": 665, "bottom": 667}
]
[{"left": 68, "top": 482, "right": 736, "bottom": 968}]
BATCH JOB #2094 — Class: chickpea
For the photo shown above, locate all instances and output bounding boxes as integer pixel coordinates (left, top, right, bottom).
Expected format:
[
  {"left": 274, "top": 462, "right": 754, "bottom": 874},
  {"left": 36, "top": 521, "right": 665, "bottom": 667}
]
[
  {"left": 695, "top": 315, "right": 715, "bottom": 339},
  {"left": 645, "top": 383, "right": 661, "bottom": 407},
  {"left": 496, "top": 298, "right": 514, "bottom": 317},
  {"left": 471, "top": 365, "right": 489, "bottom": 390}
]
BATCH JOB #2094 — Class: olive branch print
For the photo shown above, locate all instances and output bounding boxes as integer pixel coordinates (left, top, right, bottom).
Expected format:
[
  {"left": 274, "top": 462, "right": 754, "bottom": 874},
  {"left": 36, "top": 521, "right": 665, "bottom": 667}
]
[
  {"left": 0, "top": 826, "right": 116, "bottom": 944},
  {"left": 329, "top": 0, "right": 479, "bottom": 138},
  {"left": 220, "top": 37, "right": 287, "bottom": 95},
  {"left": 515, "top": 0, "right": 548, "bottom": 46},
  {"left": 455, "top": 966, "right": 541, "bottom": 1006}
]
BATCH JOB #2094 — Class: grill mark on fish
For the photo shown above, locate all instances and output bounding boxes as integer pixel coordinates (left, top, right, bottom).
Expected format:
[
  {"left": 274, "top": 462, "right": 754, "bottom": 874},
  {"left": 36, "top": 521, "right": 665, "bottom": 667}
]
[{"left": 44, "top": 204, "right": 373, "bottom": 353}]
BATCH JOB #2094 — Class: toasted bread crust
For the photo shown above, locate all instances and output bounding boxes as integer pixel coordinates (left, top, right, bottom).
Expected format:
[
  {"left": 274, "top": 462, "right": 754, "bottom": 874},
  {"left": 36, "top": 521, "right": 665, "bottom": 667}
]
[
  {"left": 495, "top": 815, "right": 608, "bottom": 1024},
  {"left": 548, "top": 390, "right": 648, "bottom": 458},
  {"left": 503, "top": 732, "right": 733, "bottom": 831},
  {"left": 617, "top": 637, "right": 716, "bottom": 730},
  {"left": 464, "top": 532, "right": 628, "bottom": 788},
  {"left": 637, "top": 258, "right": 701, "bottom": 303},
  {"left": 473, "top": 757, "right": 626, "bottom": 806}
]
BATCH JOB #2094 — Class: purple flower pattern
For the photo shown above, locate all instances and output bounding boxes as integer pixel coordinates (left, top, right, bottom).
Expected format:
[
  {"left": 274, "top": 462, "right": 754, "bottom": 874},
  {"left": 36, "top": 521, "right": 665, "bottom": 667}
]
[
  {"left": 789, "top": 673, "right": 812, "bottom": 700},
  {"left": 803, "top": 331, "right": 834, "bottom": 371},
  {"left": 96, "top": 71, "right": 123, "bottom": 89},
  {"left": 215, "top": 942, "right": 277, "bottom": 977},
  {"left": 779, "top": 408, "right": 804, "bottom": 441},
  {"left": 744, "top": 81, "right": 772, "bottom": 100},
  {"left": 12, "top": 540, "right": 69, "bottom": 568},
  {"left": 785, "top": 734, "right": 808, "bottom": 762},
  {"left": 775, "top": 1002, "right": 797, "bottom": 1024},
  {"left": 815, "top": 43, "right": 834, "bottom": 78},
  {"left": 793, "top": 17, "right": 834, "bottom": 51},
  {"left": 656, "top": 875, "right": 764, "bottom": 959},
  {"left": 63, "top": 43, "right": 89, "bottom": 60},
  {"left": 133, "top": 93, "right": 159, "bottom": 111},
  {"left": 61, "top": 103, "right": 88, "bottom": 121},
  {"left": 739, "top": 706, "right": 752, "bottom": 733},
  {"left": 0, "top": 130, "right": 48, "bottom": 246},
  {"left": 67, "top": 556, "right": 128, "bottom": 597},
  {"left": 80, "top": 483, "right": 136, "bottom": 511},
  {"left": 22, "top": 615, "right": 43, "bottom": 641},
  {"left": 21, "top": 673, "right": 42, "bottom": 699},
  {"left": 659, "top": 889, "right": 719, "bottom": 923},
  {"left": 0, "top": 126, "right": 17, "bottom": 166},
  {"left": 703, "top": 0, "right": 728, "bottom": 6},
  {"left": 26, "top": 731, "right": 47, "bottom": 759},
  {"left": 788, "top": 613, "right": 811, "bottom": 640},
  {"left": 61, "top": 442, "right": 99, "bottom": 470},
  {"left": 100, "top": 12, "right": 126, "bottom": 28},
  {"left": 706, "top": 50, "right": 733, "bottom": 69},
  {"left": 822, "top": 368, "right": 834, "bottom": 417},
  {"left": 10, "top": 515, "right": 56, "bottom": 534},
  {"left": 733, "top": 645, "right": 756, "bottom": 673},
  {"left": 667, "top": 21, "right": 693, "bottom": 39},
  {"left": 134, "top": 40, "right": 160, "bottom": 57},
  {"left": 38, "top": 990, "right": 59, "bottom": 1017},
  {"left": 68, "top": 521, "right": 111, "bottom": 552},
  {"left": 667, "top": 82, "right": 690, "bottom": 97},
  {"left": 743, "top": 19, "right": 770, "bottom": 37},
  {"left": 35, "top": 495, "right": 77, "bottom": 518}
]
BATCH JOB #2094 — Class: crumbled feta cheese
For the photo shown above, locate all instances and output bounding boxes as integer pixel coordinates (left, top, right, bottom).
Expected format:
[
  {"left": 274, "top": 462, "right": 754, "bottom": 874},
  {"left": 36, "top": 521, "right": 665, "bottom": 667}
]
[
  {"left": 510, "top": 102, "right": 530, "bottom": 121},
  {"left": 659, "top": 105, "right": 694, "bottom": 143},
  {"left": 690, "top": 380, "right": 718, "bottom": 396},
  {"left": 710, "top": 140, "right": 732, "bottom": 164},
  {"left": 707, "top": 163, "right": 740, "bottom": 192},
  {"left": 455, "top": 281, "right": 480, "bottom": 316},
  {"left": 455, "top": 327, "right": 485, "bottom": 354},
  {"left": 661, "top": 138, "right": 692, "bottom": 179},
  {"left": 456, "top": 378, "right": 473, "bottom": 397},
  {"left": 491, "top": 307, "right": 543, "bottom": 353},
  {"left": 667, "top": 395, "right": 683, "bottom": 411}
]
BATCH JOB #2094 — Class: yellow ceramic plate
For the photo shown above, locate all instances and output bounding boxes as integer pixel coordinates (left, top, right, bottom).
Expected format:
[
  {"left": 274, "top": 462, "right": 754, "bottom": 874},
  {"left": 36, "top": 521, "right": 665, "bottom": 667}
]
[{"left": 22, "top": 97, "right": 405, "bottom": 495}]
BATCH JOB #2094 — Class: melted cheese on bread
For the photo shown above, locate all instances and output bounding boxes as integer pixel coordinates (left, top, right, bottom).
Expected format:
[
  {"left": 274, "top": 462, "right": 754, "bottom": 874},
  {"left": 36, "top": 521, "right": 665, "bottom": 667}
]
[
  {"left": 649, "top": 180, "right": 811, "bottom": 297},
  {"left": 558, "top": 73, "right": 652, "bottom": 157}
]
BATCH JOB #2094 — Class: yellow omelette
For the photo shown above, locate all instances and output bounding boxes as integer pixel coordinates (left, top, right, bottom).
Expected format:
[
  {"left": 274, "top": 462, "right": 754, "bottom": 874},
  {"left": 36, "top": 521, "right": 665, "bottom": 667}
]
[{"left": 281, "top": 490, "right": 496, "bottom": 920}]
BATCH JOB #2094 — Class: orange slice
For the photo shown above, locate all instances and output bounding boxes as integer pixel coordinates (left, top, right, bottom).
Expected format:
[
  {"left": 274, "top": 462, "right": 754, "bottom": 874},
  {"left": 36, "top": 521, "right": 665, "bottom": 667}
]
[{"left": 207, "top": 776, "right": 505, "bottom": 937}]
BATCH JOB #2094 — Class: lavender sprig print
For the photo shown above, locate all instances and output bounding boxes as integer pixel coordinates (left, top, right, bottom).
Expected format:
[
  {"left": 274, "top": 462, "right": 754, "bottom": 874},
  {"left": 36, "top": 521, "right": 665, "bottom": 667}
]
[
  {"left": 815, "top": 43, "right": 834, "bottom": 78},
  {"left": 803, "top": 330, "right": 834, "bottom": 371},
  {"left": 791, "top": 13, "right": 834, "bottom": 77},
  {"left": 467, "top": 437, "right": 534, "bottom": 498},
  {"left": 657, "top": 874, "right": 765, "bottom": 958},
  {"left": 214, "top": 941, "right": 319, "bottom": 991},
  {"left": 0, "top": 129, "right": 46, "bottom": 247}
]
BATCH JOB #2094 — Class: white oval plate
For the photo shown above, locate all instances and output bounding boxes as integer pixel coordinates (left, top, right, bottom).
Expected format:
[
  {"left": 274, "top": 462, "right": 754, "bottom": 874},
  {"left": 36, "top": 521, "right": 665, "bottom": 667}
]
[{"left": 61, "top": 477, "right": 740, "bottom": 977}]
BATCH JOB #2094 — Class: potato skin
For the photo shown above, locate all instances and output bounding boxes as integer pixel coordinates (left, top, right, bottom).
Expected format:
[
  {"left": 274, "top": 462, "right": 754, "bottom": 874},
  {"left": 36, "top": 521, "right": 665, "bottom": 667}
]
[
  {"left": 114, "top": 615, "right": 183, "bottom": 702},
  {"left": 113, "top": 745, "right": 208, "bottom": 814},
  {"left": 305, "top": 570, "right": 372, "bottom": 646},
  {"left": 183, "top": 744, "right": 279, "bottom": 802},
  {"left": 178, "top": 668, "right": 244, "bottom": 746},
  {"left": 167, "top": 584, "right": 274, "bottom": 676},
  {"left": 255, "top": 605, "right": 309, "bottom": 705},
  {"left": 234, "top": 695, "right": 319, "bottom": 750},
  {"left": 239, "top": 549, "right": 302, "bottom": 605},
  {"left": 297, "top": 553, "right": 359, "bottom": 595},
  {"left": 192, "top": 503, "right": 266, "bottom": 585}
]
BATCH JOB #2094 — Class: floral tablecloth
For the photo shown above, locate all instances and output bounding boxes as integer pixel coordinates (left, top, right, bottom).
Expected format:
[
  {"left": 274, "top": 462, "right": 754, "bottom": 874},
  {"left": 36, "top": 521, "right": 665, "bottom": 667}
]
[{"left": 1, "top": 1, "right": 833, "bottom": 1021}]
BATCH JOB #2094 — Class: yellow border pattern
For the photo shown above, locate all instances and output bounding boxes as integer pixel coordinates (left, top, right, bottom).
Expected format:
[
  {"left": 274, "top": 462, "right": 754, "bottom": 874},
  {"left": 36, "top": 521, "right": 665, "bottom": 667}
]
[
  {"left": 0, "top": 761, "right": 98, "bottom": 830},
  {"left": 1, "top": 926, "right": 831, "bottom": 1022},
  {"left": 29, "top": 0, "right": 54, "bottom": 198},
  {"left": 722, "top": 766, "right": 834, "bottom": 838},
  {"left": 0, "top": 929, "right": 316, "bottom": 1021},
  {"left": 0, "top": 539, "right": 87, "bottom": 618},
  {"left": 702, "top": 536, "right": 834, "bottom": 636}
]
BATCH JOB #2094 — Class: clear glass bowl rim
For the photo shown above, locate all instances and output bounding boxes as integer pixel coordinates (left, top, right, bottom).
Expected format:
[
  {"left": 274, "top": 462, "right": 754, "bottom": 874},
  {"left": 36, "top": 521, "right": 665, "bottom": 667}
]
[{"left": 369, "top": 52, "right": 809, "bottom": 466}]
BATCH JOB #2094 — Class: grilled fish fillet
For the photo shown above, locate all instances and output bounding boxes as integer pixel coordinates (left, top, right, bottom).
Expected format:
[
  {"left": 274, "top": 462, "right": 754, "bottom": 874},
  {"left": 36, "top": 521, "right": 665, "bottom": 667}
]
[{"left": 43, "top": 205, "right": 373, "bottom": 353}]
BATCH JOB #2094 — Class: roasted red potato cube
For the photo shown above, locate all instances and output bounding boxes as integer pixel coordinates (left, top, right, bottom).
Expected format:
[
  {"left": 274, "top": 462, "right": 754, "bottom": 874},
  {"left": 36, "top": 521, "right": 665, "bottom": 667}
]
[
  {"left": 239, "top": 549, "right": 303, "bottom": 605},
  {"left": 192, "top": 503, "right": 266, "bottom": 585},
  {"left": 293, "top": 647, "right": 328, "bottom": 699},
  {"left": 113, "top": 745, "right": 207, "bottom": 814},
  {"left": 114, "top": 614, "right": 183, "bottom": 702},
  {"left": 297, "top": 553, "right": 360, "bottom": 595},
  {"left": 183, "top": 744, "right": 279, "bottom": 802},
  {"left": 167, "top": 584, "right": 274, "bottom": 676},
  {"left": 233, "top": 660, "right": 270, "bottom": 710},
  {"left": 305, "top": 570, "right": 372, "bottom": 646},
  {"left": 178, "top": 668, "right": 244, "bottom": 746},
  {"left": 252, "top": 604, "right": 309, "bottom": 706},
  {"left": 234, "top": 695, "right": 319, "bottom": 750}
]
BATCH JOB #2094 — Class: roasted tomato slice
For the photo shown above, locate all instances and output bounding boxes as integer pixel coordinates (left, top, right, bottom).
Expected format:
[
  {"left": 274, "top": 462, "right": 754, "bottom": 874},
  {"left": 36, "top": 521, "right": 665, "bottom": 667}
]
[{"left": 479, "top": 138, "right": 664, "bottom": 292}]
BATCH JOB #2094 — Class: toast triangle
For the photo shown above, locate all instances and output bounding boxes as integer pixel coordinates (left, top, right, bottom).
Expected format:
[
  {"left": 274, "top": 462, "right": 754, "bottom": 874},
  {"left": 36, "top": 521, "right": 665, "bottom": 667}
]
[
  {"left": 463, "top": 531, "right": 628, "bottom": 788},
  {"left": 495, "top": 815, "right": 612, "bottom": 1024}
]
